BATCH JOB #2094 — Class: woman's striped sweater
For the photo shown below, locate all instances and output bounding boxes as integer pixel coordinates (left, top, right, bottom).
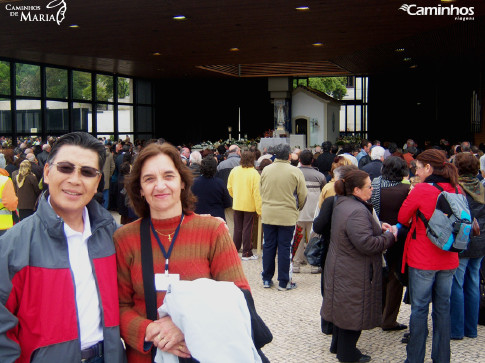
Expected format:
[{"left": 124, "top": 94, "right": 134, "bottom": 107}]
[{"left": 113, "top": 213, "right": 250, "bottom": 363}]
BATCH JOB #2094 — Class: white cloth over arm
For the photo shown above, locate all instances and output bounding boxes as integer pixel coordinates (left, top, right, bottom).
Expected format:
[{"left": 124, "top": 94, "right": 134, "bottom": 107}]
[{"left": 155, "top": 278, "right": 262, "bottom": 363}]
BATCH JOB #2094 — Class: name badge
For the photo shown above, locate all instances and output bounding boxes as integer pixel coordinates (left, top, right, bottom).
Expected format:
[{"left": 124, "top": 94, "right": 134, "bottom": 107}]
[{"left": 155, "top": 273, "right": 180, "bottom": 291}]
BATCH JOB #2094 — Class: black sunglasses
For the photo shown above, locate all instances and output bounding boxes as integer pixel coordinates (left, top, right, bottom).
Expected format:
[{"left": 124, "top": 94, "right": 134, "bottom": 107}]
[{"left": 50, "top": 161, "right": 101, "bottom": 178}]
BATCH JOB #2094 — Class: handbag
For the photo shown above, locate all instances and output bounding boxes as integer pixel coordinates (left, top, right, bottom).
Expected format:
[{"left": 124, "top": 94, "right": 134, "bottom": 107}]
[{"left": 304, "top": 234, "right": 325, "bottom": 266}]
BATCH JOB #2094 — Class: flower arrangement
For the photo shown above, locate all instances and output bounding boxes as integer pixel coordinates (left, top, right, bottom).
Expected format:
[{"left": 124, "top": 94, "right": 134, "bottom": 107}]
[
  {"left": 263, "top": 129, "right": 274, "bottom": 138},
  {"left": 336, "top": 134, "right": 362, "bottom": 145}
]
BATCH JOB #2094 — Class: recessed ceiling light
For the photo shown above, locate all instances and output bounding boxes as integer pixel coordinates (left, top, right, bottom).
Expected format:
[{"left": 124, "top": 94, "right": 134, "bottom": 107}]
[
  {"left": 69, "top": 24, "right": 79, "bottom": 28},
  {"left": 312, "top": 42, "right": 324, "bottom": 47},
  {"left": 173, "top": 15, "right": 186, "bottom": 20},
  {"left": 404, "top": 57, "right": 412, "bottom": 61},
  {"left": 395, "top": 48, "right": 405, "bottom": 52},
  {"left": 230, "top": 48, "right": 239, "bottom": 52},
  {"left": 152, "top": 52, "right": 161, "bottom": 56},
  {"left": 296, "top": 6, "right": 310, "bottom": 11}
]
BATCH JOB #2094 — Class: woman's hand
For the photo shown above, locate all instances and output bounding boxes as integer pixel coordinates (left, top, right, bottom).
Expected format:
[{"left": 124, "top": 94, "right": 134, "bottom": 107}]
[
  {"left": 381, "top": 223, "right": 398, "bottom": 241},
  {"left": 381, "top": 223, "right": 392, "bottom": 233},
  {"left": 390, "top": 225, "right": 398, "bottom": 241},
  {"left": 145, "top": 316, "right": 191, "bottom": 358}
]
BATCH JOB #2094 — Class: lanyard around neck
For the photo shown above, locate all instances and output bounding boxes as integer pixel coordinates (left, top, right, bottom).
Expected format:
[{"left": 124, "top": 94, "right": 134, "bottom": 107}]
[{"left": 149, "top": 213, "right": 184, "bottom": 274}]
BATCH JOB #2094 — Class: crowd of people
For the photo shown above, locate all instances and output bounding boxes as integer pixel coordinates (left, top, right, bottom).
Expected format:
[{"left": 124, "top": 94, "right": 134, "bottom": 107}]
[{"left": 1, "top": 133, "right": 485, "bottom": 362}]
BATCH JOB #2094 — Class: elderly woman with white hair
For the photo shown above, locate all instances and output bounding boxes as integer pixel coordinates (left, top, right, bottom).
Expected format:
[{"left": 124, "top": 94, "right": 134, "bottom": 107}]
[
  {"left": 188, "top": 151, "right": 202, "bottom": 179},
  {"left": 361, "top": 145, "right": 386, "bottom": 181}
]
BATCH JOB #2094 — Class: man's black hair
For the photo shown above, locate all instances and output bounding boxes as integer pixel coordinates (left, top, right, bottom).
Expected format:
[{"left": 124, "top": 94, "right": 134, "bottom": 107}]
[
  {"left": 382, "top": 156, "right": 408, "bottom": 181},
  {"left": 217, "top": 145, "right": 226, "bottom": 155},
  {"left": 321, "top": 141, "right": 332, "bottom": 152},
  {"left": 47, "top": 132, "right": 106, "bottom": 170},
  {"left": 200, "top": 156, "right": 218, "bottom": 177},
  {"left": 342, "top": 143, "right": 353, "bottom": 154},
  {"left": 299, "top": 150, "right": 313, "bottom": 166}
]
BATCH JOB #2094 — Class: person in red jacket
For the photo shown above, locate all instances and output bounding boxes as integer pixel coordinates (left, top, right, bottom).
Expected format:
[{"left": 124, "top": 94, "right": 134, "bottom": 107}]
[{"left": 398, "top": 149, "right": 460, "bottom": 363}]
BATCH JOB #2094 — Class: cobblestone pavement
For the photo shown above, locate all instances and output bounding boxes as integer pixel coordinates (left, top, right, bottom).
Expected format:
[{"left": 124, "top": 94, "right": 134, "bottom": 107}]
[
  {"left": 241, "top": 255, "right": 485, "bottom": 363},
  {"left": 110, "top": 214, "right": 484, "bottom": 363}
]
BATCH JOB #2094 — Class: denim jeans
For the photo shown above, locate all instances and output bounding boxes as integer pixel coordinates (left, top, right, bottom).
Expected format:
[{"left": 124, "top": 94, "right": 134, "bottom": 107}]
[
  {"left": 405, "top": 267, "right": 455, "bottom": 363},
  {"left": 103, "top": 189, "right": 110, "bottom": 209},
  {"left": 261, "top": 224, "right": 295, "bottom": 288},
  {"left": 450, "top": 257, "right": 484, "bottom": 339}
]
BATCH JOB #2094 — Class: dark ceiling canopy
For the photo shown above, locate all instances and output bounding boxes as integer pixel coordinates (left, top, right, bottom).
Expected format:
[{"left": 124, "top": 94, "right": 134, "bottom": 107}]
[{"left": 0, "top": 0, "right": 483, "bottom": 78}]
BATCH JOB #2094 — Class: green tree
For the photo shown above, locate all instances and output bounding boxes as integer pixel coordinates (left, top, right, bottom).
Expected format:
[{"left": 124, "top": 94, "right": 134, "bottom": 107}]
[
  {"left": 96, "top": 74, "right": 113, "bottom": 101},
  {"left": 73, "top": 71, "right": 92, "bottom": 100},
  {"left": 0, "top": 61, "right": 10, "bottom": 95},
  {"left": 293, "top": 77, "right": 348, "bottom": 100},
  {"left": 308, "top": 77, "right": 347, "bottom": 100},
  {"left": 117, "top": 77, "right": 130, "bottom": 99},
  {"left": 16, "top": 64, "right": 40, "bottom": 97},
  {"left": 46, "top": 68, "right": 68, "bottom": 98}
]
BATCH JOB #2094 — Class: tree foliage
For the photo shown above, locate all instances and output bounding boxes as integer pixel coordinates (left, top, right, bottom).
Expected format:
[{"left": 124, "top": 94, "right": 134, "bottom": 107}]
[
  {"left": 0, "top": 63, "right": 130, "bottom": 100},
  {"left": 46, "top": 68, "right": 68, "bottom": 98},
  {"left": 294, "top": 76, "right": 348, "bottom": 100},
  {"left": 0, "top": 61, "right": 10, "bottom": 95},
  {"left": 16, "top": 64, "right": 40, "bottom": 97}
]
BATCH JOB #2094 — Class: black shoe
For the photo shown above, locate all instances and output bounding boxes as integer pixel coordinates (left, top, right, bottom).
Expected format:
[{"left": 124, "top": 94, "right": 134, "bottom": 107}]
[
  {"left": 401, "top": 332, "right": 410, "bottom": 344},
  {"left": 382, "top": 323, "right": 408, "bottom": 331},
  {"left": 339, "top": 354, "right": 371, "bottom": 363}
]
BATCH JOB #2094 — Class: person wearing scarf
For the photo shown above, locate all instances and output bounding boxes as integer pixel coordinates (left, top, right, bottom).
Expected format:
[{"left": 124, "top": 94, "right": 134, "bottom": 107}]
[
  {"left": 12, "top": 160, "right": 41, "bottom": 220},
  {"left": 450, "top": 152, "right": 485, "bottom": 340},
  {"left": 370, "top": 157, "right": 410, "bottom": 331}
]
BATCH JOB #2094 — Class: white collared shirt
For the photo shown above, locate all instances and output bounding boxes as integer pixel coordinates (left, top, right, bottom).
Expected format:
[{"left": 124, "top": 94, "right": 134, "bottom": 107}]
[{"left": 49, "top": 198, "right": 103, "bottom": 349}]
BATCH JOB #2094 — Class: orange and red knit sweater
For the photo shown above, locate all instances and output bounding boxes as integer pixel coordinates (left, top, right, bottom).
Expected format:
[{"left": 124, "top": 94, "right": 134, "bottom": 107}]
[{"left": 113, "top": 213, "right": 250, "bottom": 363}]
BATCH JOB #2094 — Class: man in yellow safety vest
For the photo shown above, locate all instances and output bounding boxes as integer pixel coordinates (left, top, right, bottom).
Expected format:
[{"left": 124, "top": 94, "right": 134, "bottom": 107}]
[{"left": 0, "top": 153, "right": 18, "bottom": 235}]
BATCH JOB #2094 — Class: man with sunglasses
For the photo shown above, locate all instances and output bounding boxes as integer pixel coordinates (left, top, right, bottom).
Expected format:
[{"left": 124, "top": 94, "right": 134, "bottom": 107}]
[{"left": 0, "top": 132, "right": 126, "bottom": 363}]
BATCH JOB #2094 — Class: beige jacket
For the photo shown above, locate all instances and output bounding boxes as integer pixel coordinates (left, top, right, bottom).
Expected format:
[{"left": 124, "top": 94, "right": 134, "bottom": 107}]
[
  {"left": 260, "top": 159, "right": 307, "bottom": 226},
  {"left": 102, "top": 149, "right": 115, "bottom": 190}
]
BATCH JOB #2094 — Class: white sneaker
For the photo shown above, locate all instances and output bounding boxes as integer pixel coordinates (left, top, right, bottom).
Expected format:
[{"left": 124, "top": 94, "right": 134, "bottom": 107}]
[{"left": 242, "top": 255, "right": 258, "bottom": 261}]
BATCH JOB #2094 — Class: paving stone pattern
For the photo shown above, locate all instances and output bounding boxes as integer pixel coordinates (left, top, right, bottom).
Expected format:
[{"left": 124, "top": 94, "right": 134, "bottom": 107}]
[
  {"left": 110, "top": 213, "right": 485, "bottom": 362},
  {"left": 242, "top": 256, "right": 485, "bottom": 363}
]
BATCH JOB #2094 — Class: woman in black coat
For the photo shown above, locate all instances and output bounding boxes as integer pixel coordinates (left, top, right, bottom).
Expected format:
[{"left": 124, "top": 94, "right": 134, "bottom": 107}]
[
  {"left": 370, "top": 156, "right": 410, "bottom": 331},
  {"left": 191, "top": 156, "right": 232, "bottom": 220}
]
